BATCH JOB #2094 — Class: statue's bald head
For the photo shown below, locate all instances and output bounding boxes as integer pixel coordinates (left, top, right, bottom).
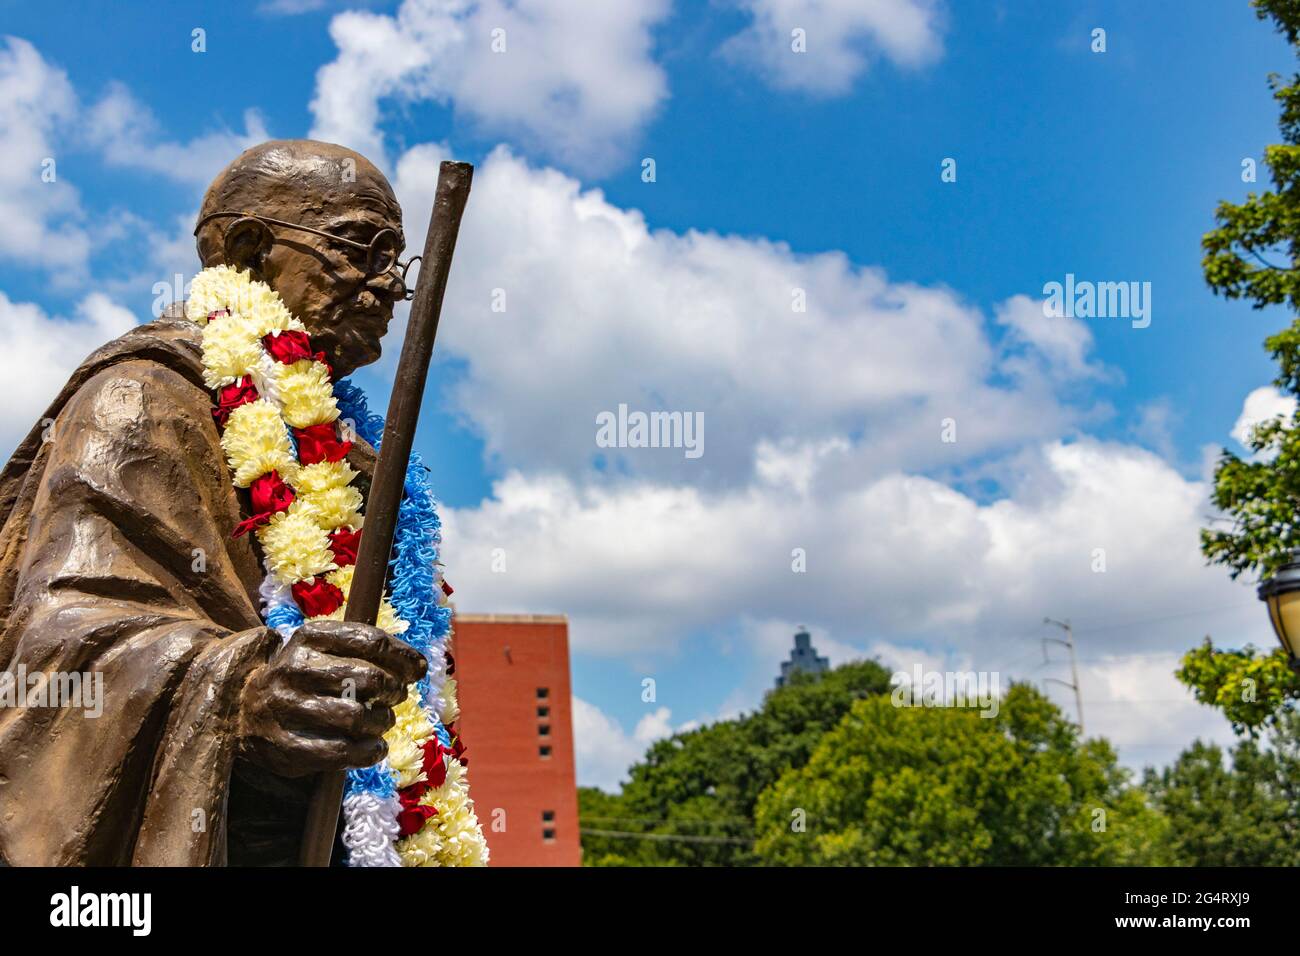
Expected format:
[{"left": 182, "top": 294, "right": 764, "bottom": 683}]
[
  {"left": 197, "top": 139, "right": 400, "bottom": 264},
  {"left": 194, "top": 140, "right": 406, "bottom": 377}
]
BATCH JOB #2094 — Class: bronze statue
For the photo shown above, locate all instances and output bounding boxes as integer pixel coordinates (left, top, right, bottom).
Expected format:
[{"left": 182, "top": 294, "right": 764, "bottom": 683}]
[{"left": 0, "top": 140, "right": 430, "bottom": 865}]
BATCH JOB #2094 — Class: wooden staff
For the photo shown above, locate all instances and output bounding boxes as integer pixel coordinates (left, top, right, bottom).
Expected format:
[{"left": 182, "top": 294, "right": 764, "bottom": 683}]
[{"left": 299, "top": 160, "right": 474, "bottom": 867}]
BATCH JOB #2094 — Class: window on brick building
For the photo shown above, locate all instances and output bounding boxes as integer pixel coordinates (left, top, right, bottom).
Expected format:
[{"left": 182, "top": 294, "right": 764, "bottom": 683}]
[
  {"left": 537, "top": 706, "right": 550, "bottom": 718},
  {"left": 542, "top": 810, "right": 555, "bottom": 822},
  {"left": 538, "top": 724, "right": 550, "bottom": 737},
  {"left": 536, "top": 687, "right": 549, "bottom": 699},
  {"left": 539, "top": 745, "right": 552, "bottom": 758},
  {"left": 542, "top": 828, "right": 556, "bottom": 842}
]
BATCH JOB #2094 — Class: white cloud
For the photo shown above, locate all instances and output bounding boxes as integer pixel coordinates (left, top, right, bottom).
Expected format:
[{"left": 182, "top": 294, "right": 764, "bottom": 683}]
[
  {"left": 379, "top": 138, "right": 1260, "bottom": 772},
  {"left": 0, "top": 36, "right": 268, "bottom": 294},
  {"left": 634, "top": 706, "right": 674, "bottom": 743},
  {"left": 1131, "top": 398, "right": 1177, "bottom": 461},
  {"left": 720, "top": 0, "right": 946, "bottom": 95},
  {"left": 0, "top": 291, "right": 137, "bottom": 455},
  {"left": 85, "top": 82, "right": 270, "bottom": 187},
  {"left": 1077, "top": 653, "right": 1236, "bottom": 766},
  {"left": 444, "top": 438, "right": 1263, "bottom": 661},
  {"left": 389, "top": 144, "right": 1095, "bottom": 490},
  {"left": 310, "top": 0, "right": 671, "bottom": 173},
  {"left": 0, "top": 36, "right": 89, "bottom": 277},
  {"left": 572, "top": 697, "right": 676, "bottom": 789},
  {"left": 1231, "top": 385, "right": 1295, "bottom": 450},
  {"left": 755, "top": 437, "right": 851, "bottom": 496},
  {"left": 996, "top": 293, "right": 1105, "bottom": 383}
]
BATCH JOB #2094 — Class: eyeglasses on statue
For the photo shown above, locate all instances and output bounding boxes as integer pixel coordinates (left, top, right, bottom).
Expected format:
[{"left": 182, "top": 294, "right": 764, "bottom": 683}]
[{"left": 194, "top": 211, "right": 420, "bottom": 300}]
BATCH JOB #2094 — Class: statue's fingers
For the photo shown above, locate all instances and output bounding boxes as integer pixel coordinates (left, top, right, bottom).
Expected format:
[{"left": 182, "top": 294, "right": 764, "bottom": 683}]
[
  {"left": 283, "top": 653, "right": 409, "bottom": 708},
  {"left": 275, "top": 693, "right": 395, "bottom": 740},
  {"left": 297, "top": 620, "right": 426, "bottom": 684},
  {"left": 278, "top": 730, "right": 388, "bottom": 773}
]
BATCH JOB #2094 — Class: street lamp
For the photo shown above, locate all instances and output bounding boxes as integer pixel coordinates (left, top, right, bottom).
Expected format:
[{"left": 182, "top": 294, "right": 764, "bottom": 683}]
[{"left": 1257, "top": 548, "right": 1300, "bottom": 671}]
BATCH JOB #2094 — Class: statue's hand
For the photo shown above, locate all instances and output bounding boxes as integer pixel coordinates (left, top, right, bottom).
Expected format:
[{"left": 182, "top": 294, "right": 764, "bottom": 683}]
[{"left": 237, "top": 619, "right": 427, "bottom": 777}]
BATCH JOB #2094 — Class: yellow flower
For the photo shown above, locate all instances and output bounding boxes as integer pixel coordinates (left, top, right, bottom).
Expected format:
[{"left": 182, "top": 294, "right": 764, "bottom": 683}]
[
  {"left": 190, "top": 268, "right": 305, "bottom": 386},
  {"left": 440, "top": 676, "right": 460, "bottom": 725},
  {"left": 277, "top": 359, "right": 339, "bottom": 429},
  {"left": 386, "top": 686, "right": 436, "bottom": 788},
  {"left": 200, "top": 309, "right": 265, "bottom": 388},
  {"left": 187, "top": 266, "right": 301, "bottom": 331},
  {"left": 257, "top": 511, "right": 336, "bottom": 585},
  {"left": 186, "top": 266, "right": 247, "bottom": 324},
  {"left": 221, "top": 400, "right": 297, "bottom": 487},
  {"left": 294, "top": 460, "right": 356, "bottom": 495},
  {"left": 242, "top": 292, "right": 299, "bottom": 340},
  {"left": 395, "top": 759, "right": 489, "bottom": 867},
  {"left": 324, "top": 564, "right": 355, "bottom": 598},
  {"left": 292, "top": 484, "right": 365, "bottom": 531},
  {"left": 377, "top": 600, "right": 410, "bottom": 636}
]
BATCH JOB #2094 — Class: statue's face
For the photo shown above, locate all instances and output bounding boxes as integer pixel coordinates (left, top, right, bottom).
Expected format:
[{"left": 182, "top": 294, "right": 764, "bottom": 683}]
[{"left": 254, "top": 172, "right": 406, "bottom": 379}]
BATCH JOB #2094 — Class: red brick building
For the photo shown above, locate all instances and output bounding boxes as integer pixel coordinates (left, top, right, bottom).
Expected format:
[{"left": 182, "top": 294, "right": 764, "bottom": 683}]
[{"left": 452, "top": 613, "right": 582, "bottom": 866}]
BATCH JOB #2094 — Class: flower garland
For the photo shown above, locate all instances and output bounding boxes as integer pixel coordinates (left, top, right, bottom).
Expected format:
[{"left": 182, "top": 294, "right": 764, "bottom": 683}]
[{"left": 185, "top": 265, "right": 488, "bottom": 867}]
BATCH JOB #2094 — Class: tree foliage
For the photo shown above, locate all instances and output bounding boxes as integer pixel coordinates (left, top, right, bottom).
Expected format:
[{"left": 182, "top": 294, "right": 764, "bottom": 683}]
[
  {"left": 577, "top": 659, "right": 894, "bottom": 866},
  {"left": 1202, "top": 1, "right": 1300, "bottom": 317},
  {"left": 1201, "top": 1, "right": 1300, "bottom": 581},
  {"left": 577, "top": 785, "right": 661, "bottom": 867},
  {"left": 1192, "top": 0, "right": 1300, "bottom": 727},
  {"left": 1202, "top": 0, "right": 1300, "bottom": 560},
  {"left": 751, "top": 684, "right": 1169, "bottom": 866},
  {"left": 1176, "top": 637, "right": 1300, "bottom": 733},
  {"left": 1145, "top": 710, "right": 1300, "bottom": 865}
]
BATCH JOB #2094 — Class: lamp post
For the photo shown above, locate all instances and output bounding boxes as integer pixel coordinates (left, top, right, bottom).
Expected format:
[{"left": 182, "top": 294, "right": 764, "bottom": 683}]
[{"left": 1257, "top": 548, "right": 1300, "bottom": 673}]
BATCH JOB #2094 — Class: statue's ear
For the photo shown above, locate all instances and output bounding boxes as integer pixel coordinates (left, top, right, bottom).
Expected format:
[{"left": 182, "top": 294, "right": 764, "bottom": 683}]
[{"left": 222, "top": 217, "right": 273, "bottom": 271}]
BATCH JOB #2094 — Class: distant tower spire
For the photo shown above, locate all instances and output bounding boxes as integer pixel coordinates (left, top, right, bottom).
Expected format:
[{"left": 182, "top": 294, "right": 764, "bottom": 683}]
[{"left": 776, "top": 625, "right": 830, "bottom": 688}]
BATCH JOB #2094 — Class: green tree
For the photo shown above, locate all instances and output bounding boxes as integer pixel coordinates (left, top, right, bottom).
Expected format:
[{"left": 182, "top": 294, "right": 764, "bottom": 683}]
[
  {"left": 1146, "top": 710, "right": 1300, "bottom": 865},
  {"left": 1177, "top": 637, "right": 1298, "bottom": 733},
  {"left": 576, "top": 786, "right": 660, "bottom": 867},
  {"left": 753, "top": 684, "right": 1171, "bottom": 866},
  {"left": 1190, "top": 0, "right": 1300, "bottom": 726},
  {"left": 577, "top": 659, "right": 894, "bottom": 866},
  {"left": 1201, "top": 0, "right": 1300, "bottom": 581}
]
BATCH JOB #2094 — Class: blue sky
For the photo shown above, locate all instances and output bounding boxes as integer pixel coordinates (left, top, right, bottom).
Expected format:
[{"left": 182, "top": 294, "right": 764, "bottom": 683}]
[{"left": 0, "top": 0, "right": 1293, "bottom": 786}]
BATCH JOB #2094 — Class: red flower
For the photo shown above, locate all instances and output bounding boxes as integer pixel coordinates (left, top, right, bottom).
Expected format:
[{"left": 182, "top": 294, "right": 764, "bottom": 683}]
[
  {"left": 207, "top": 309, "right": 230, "bottom": 322},
  {"left": 259, "top": 331, "right": 336, "bottom": 379},
  {"left": 328, "top": 526, "right": 361, "bottom": 566},
  {"left": 444, "top": 650, "right": 456, "bottom": 677},
  {"left": 396, "top": 804, "right": 438, "bottom": 837},
  {"left": 212, "top": 375, "right": 259, "bottom": 427},
  {"left": 291, "top": 578, "right": 345, "bottom": 617},
  {"left": 261, "top": 330, "right": 315, "bottom": 364},
  {"left": 421, "top": 738, "right": 448, "bottom": 788},
  {"left": 231, "top": 470, "right": 294, "bottom": 538},
  {"left": 400, "top": 782, "right": 430, "bottom": 806},
  {"left": 396, "top": 778, "right": 439, "bottom": 836},
  {"left": 444, "top": 724, "right": 468, "bottom": 766},
  {"left": 293, "top": 423, "right": 352, "bottom": 464},
  {"left": 440, "top": 579, "right": 455, "bottom": 597}
]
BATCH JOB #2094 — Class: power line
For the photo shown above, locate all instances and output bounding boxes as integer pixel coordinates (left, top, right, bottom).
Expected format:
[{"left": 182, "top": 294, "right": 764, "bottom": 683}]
[
  {"left": 1061, "top": 699, "right": 1213, "bottom": 707},
  {"left": 580, "top": 828, "right": 751, "bottom": 845},
  {"left": 1069, "top": 600, "right": 1257, "bottom": 635},
  {"left": 1043, "top": 617, "right": 1084, "bottom": 734},
  {"left": 581, "top": 815, "right": 752, "bottom": 829},
  {"left": 905, "top": 601, "right": 1260, "bottom": 679}
]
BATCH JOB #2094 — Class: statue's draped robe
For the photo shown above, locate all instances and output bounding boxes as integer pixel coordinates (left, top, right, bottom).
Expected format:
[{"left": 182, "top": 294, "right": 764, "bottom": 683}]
[{"left": 0, "top": 316, "right": 374, "bottom": 865}]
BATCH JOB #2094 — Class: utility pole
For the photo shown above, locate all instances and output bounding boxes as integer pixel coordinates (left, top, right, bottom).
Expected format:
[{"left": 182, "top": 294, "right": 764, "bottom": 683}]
[{"left": 1042, "top": 617, "right": 1084, "bottom": 735}]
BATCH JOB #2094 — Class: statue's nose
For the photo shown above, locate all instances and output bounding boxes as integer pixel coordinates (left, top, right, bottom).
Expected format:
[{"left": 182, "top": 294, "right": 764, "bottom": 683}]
[{"left": 367, "top": 267, "right": 404, "bottom": 302}]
